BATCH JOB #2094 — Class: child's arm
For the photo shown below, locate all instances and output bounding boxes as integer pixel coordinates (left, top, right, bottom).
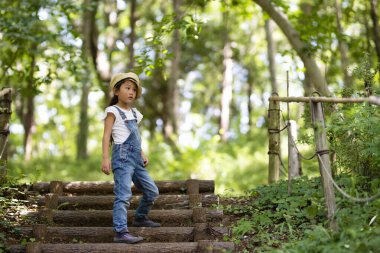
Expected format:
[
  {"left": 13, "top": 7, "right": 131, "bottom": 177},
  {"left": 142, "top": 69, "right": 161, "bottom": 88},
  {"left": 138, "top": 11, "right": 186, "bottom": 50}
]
[{"left": 102, "top": 113, "right": 115, "bottom": 175}]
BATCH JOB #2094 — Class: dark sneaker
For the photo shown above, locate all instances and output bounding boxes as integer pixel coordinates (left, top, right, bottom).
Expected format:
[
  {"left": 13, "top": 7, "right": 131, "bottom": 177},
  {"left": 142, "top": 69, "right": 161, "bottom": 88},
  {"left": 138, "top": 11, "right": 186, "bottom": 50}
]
[
  {"left": 114, "top": 232, "right": 144, "bottom": 244},
  {"left": 132, "top": 216, "right": 161, "bottom": 227}
]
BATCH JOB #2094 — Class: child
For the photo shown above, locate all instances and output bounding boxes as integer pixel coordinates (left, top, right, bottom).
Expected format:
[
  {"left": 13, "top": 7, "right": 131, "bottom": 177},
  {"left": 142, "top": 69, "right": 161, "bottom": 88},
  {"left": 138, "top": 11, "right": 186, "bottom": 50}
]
[{"left": 101, "top": 72, "right": 160, "bottom": 244}]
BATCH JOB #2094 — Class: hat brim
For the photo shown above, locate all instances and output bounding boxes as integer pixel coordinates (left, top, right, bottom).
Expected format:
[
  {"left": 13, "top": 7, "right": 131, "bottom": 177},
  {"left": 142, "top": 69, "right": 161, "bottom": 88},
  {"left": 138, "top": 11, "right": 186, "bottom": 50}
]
[{"left": 125, "top": 77, "right": 138, "bottom": 85}]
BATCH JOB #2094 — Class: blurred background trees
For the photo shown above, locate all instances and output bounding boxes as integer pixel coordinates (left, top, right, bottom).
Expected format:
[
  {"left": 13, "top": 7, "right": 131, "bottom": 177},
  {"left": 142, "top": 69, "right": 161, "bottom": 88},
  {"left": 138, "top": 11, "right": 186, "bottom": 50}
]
[{"left": 1, "top": 0, "right": 379, "bottom": 193}]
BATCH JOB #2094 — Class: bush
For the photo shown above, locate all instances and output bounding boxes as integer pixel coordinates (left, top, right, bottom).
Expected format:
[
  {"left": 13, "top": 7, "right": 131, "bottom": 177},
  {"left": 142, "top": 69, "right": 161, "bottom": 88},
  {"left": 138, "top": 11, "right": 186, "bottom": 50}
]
[{"left": 328, "top": 102, "right": 380, "bottom": 178}]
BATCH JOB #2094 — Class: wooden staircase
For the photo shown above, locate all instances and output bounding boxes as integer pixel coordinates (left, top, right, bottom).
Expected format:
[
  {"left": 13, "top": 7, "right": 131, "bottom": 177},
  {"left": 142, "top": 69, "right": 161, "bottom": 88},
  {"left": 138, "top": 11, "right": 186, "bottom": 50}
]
[{"left": 10, "top": 180, "right": 235, "bottom": 253}]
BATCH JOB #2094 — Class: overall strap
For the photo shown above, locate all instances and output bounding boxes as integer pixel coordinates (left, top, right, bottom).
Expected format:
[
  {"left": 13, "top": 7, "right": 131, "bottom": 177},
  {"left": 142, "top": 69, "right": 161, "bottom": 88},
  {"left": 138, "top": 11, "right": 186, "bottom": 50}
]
[
  {"left": 131, "top": 108, "right": 138, "bottom": 121},
  {"left": 113, "top": 106, "right": 137, "bottom": 121}
]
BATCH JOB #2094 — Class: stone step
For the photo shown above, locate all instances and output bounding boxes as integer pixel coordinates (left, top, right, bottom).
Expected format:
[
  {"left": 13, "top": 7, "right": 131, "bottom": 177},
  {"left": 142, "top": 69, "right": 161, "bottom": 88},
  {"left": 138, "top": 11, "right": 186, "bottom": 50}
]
[
  {"left": 36, "top": 194, "right": 219, "bottom": 210},
  {"left": 32, "top": 180, "right": 214, "bottom": 195},
  {"left": 11, "top": 241, "right": 235, "bottom": 253},
  {"left": 26, "top": 209, "right": 225, "bottom": 227},
  {"left": 17, "top": 226, "right": 230, "bottom": 243}
]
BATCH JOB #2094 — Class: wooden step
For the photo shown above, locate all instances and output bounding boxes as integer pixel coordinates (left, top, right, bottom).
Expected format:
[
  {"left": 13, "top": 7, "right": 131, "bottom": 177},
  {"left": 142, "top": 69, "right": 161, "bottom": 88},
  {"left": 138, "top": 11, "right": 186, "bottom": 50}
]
[
  {"left": 37, "top": 194, "right": 219, "bottom": 210},
  {"left": 17, "top": 226, "right": 192, "bottom": 242},
  {"left": 26, "top": 209, "right": 224, "bottom": 227},
  {"left": 32, "top": 180, "right": 214, "bottom": 195},
  {"left": 11, "top": 241, "right": 235, "bottom": 253},
  {"left": 17, "top": 226, "right": 230, "bottom": 243}
]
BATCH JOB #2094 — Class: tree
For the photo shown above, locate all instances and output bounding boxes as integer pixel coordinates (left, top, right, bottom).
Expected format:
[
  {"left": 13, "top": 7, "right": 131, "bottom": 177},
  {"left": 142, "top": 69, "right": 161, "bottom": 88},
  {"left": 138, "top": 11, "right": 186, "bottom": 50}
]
[
  {"left": 252, "top": 0, "right": 331, "bottom": 96},
  {"left": 0, "top": 0, "right": 55, "bottom": 160},
  {"left": 165, "top": 0, "right": 182, "bottom": 139},
  {"left": 334, "top": 0, "right": 352, "bottom": 88},
  {"left": 220, "top": 2, "right": 233, "bottom": 141},
  {"left": 128, "top": 0, "right": 137, "bottom": 69},
  {"left": 76, "top": 0, "right": 99, "bottom": 160},
  {"left": 370, "top": 0, "right": 380, "bottom": 65},
  {"left": 265, "top": 19, "right": 278, "bottom": 93}
]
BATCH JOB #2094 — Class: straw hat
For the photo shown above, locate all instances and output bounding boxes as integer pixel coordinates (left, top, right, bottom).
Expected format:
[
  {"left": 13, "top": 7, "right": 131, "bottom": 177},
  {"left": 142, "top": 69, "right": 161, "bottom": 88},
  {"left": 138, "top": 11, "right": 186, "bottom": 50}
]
[{"left": 109, "top": 72, "right": 142, "bottom": 98}]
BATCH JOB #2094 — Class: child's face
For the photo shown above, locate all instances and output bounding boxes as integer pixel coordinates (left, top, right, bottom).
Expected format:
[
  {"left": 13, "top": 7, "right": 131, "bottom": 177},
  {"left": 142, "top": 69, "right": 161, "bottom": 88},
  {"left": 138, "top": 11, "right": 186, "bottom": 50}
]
[{"left": 115, "top": 80, "right": 137, "bottom": 104}]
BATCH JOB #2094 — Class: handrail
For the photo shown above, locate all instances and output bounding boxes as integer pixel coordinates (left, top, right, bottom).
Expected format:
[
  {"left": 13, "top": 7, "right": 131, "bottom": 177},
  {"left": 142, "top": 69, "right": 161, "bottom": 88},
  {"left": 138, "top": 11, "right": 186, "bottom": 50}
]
[{"left": 269, "top": 95, "right": 380, "bottom": 106}]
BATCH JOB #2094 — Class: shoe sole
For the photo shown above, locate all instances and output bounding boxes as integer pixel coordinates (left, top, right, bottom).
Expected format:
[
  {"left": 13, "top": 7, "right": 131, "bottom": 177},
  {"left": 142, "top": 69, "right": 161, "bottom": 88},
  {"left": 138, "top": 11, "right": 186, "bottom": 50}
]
[
  {"left": 131, "top": 223, "right": 161, "bottom": 228},
  {"left": 114, "top": 238, "right": 144, "bottom": 244}
]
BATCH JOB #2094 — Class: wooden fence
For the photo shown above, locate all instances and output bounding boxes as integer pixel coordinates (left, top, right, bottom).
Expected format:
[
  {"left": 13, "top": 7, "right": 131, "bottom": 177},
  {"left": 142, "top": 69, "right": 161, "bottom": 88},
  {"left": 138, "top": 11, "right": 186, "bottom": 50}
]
[
  {"left": 268, "top": 94, "right": 380, "bottom": 229},
  {"left": 0, "top": 88, "right": 12, "bottom": 183}
]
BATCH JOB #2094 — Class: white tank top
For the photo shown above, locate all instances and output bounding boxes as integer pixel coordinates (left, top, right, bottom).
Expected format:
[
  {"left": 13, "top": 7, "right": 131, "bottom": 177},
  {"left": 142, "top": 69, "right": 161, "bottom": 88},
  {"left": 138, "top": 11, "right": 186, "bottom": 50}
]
[{"left": 103, "top": 106, "right": 143, "bottom": 144}]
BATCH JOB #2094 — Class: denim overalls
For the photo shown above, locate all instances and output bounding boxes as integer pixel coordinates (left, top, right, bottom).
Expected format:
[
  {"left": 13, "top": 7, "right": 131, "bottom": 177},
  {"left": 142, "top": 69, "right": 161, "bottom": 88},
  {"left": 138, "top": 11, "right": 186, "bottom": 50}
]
[{"left": 111, "top": 106, "right": 159, "bottom": 233}]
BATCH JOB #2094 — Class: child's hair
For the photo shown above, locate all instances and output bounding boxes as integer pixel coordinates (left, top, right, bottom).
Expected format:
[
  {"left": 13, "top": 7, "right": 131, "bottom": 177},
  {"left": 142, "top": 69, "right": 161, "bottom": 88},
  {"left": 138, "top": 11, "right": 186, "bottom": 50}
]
[{"left": 109, "top": 79, "right": 125, "bottom": 106}]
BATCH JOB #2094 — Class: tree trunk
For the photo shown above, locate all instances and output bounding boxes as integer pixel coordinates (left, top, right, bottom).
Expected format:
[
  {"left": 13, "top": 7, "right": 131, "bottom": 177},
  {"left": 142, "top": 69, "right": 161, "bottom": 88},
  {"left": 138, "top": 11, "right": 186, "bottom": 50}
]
[
  {"left": 77, "top": 0, "right": 99, "bottom": 160},
  {"left": 247, "top": 70, "right": 254, "bottom": 129},
  {"left": 370, "top": 0, "right": 380, "bottom": 63},
  {"left": 334, "top": 0, "right": 352, "bottom": 88},
  {"left": 24, "top": 45, "right": 37, "bottom": 161},
  {"left": 304, "top": 70, "right": 313, "bottom": 96},
  {"left": 220, "top": 5, "right": 233, "bottom": 141},
  {"left": 165, "top": 0, "right": 181, "bottom": 138},
  {"left": 128, "top": 0, "right": 137, "bottom": 69},
  {"left": 364, "top": 6, "right": 373, "bottom": 55},
  {"left": 99, "top": 1, "right": 118, "bottom": 106},
  {"left": 76, "top": 83, "right": 90, "bottom": 160},
  {"left": 252, "top": 0, "right": 331, "bottom": 96},
  {"left": 265, "top": 19, "right": 278, "bottom": 93}
]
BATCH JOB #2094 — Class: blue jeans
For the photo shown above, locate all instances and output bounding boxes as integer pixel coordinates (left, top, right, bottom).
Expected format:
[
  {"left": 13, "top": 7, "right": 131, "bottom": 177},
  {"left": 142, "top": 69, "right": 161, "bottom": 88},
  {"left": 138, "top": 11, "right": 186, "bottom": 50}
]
[{"left": 111, "top": 108, "right": 159, "bottom": 233}]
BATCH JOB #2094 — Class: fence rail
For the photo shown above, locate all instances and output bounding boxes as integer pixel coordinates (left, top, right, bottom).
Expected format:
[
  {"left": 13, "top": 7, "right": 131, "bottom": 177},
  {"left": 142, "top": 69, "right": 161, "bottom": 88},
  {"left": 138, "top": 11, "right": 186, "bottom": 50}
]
[{"left": 269, "top": 95, "right": 380, "bottom": 105}]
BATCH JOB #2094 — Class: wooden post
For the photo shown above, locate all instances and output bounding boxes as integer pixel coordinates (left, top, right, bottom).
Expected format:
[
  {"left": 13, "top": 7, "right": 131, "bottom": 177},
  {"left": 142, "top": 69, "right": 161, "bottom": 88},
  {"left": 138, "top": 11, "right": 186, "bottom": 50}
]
[
  {"left": 38, "top": 208, "right": 53, "bottom": 224},
  {"left": 0, "top": 88, "right": 12, "bottom": 183},
  {"left": 288, "top": 120, "right": 300, "bottom": 179},
  {"left": 194, "top": 223, "right": 209, "bottom": 241},
  {"left": 45, "top": 193, "right": 58, "bottom": 209},
  {"left": 192, "top": 207, "right": 207, "bottom": 223},
  {"left": 186, "top": 179, "right": 199, "bottom": 195},
  {"left": 268, "top": 93, "right": 280, "bottom": 183},
  {"left": 197, "top": 240, "right": 213, "bottom": 253},
  {"left": 50, "top": 181, "right": 63, "bottom": 195},
  {"left": 189, "top": 194, "right": 202, "bottom": 208},
  {"left": 32, "top": 224, "right": 47, "bottom": 241},
  {"left": 26, "top": 242, "right": 42, "bottom": 253},
  {"left": 310, "top": 101, "right": 337, "bottom": 229}
]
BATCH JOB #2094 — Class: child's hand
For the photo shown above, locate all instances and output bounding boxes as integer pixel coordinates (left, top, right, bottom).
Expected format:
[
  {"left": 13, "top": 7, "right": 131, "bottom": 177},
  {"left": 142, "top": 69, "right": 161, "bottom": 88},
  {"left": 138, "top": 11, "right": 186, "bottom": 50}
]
[
  {"left": 141, "top": 152, "right": 149, "bottom": 167},
  {"left": 102, "top": 158, "right": 111, "bottom": 175}
]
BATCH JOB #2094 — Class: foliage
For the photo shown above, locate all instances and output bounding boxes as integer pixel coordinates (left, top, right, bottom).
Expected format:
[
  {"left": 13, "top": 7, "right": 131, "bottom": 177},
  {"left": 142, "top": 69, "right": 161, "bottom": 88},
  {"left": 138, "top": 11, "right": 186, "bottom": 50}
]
[
  {"left": 134, "top": 6, "right": 204, "bottom": 76},
  {"left": 328, "top": 102, "right": 380, "bottom": 178},
  {"left": 350, "top": 53, "right": 380, "bottom": 94},
  {"left": 221, "top": 176, "right": 380, "bottom": 252},
  {"left": 0, "top": 179, "right": 33, "bottom": 252}
]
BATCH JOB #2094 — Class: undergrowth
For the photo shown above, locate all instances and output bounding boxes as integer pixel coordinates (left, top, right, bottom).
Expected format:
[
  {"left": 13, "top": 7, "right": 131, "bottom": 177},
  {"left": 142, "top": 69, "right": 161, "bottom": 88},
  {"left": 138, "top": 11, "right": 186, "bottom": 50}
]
[
  {"left": 0, "top": 179, "right": 35, "bottom": 253},
  {"left": 221, "top": 176, "right": 380, "bottom": 253}
]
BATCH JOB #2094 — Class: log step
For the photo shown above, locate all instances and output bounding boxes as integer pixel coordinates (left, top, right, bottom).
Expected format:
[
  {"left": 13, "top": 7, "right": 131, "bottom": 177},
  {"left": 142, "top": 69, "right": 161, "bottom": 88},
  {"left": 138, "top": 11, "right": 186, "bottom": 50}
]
[
  {"left": 12, "top": 242, "right": 235, "bottom": 253},
  {"left": 26, "top": 209, "right": 224, "bottom": 227},
  {"left": 32, "top": 180, "right": 214, "bottom": 195},
  {"left": 37, "top": 194, "right": 219, "bottom": 210},
  {"left": 17, "top": 226, "right": 230, "bottom": 243}
]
